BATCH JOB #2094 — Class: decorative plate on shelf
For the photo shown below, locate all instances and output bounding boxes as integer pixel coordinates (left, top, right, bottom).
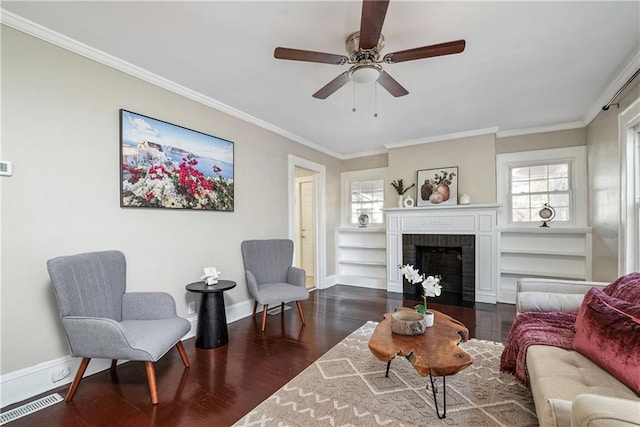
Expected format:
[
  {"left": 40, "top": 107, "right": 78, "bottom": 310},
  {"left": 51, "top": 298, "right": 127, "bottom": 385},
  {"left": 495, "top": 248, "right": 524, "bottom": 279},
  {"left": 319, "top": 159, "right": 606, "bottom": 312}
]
[{"left": 358, "top": 213, "right": 369, "bottom": 228}]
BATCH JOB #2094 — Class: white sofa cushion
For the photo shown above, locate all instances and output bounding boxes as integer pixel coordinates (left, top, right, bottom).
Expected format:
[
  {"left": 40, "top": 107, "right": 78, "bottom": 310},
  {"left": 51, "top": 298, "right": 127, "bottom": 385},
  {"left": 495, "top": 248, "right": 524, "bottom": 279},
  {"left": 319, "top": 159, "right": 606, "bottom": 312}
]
[
  {"left": 517, "top": 292, "right": 585, "bottom": 313},
  {"left": 526, "top": 345, "right": 639, "bottom": 427}
]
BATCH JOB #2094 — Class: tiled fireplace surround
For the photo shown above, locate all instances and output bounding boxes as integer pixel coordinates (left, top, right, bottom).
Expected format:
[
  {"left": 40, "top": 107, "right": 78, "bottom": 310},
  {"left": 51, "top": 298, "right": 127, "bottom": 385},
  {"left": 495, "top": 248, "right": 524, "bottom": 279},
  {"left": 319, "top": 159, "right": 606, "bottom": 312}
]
[
  {"left": 385, "top": 204, "right": 499, "bottom": 304},
  {"left": 402, "top": 233, "right": 476, "bottom": 303}
]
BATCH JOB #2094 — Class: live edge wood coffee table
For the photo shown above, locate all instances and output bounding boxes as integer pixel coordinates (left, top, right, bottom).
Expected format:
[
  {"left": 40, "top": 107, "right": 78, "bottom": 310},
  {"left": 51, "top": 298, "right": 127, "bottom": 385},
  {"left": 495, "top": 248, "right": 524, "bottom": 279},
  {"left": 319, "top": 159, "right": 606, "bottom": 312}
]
[{"left": 368, "top": 307, "right": 473, "bottom": 419}]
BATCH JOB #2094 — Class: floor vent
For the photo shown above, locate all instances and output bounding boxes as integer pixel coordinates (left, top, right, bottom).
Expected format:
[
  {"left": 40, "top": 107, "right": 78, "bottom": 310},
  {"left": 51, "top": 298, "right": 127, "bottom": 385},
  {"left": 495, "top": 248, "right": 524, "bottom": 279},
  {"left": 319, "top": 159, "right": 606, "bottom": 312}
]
[
  {"left": 267, "top": 304, "right": 291, "bottom": 315},
  {"left": 0, "top": 393, "right": 63, "bottom": 425}
]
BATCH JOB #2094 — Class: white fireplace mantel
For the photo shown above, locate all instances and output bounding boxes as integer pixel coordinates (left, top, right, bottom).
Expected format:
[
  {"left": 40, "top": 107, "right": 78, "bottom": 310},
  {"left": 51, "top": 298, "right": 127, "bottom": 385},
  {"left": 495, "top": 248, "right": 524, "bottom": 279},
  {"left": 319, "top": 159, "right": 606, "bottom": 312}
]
[{"left": 385, "top": 204, "right": 500, "bottom": 303}]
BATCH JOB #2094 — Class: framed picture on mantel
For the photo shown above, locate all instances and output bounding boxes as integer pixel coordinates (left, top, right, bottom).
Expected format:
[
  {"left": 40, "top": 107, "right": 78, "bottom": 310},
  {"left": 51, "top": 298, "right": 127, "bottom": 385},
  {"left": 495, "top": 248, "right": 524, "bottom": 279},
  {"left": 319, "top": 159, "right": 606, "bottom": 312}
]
[{"left": 416, "top": 166, "right": 458, "bottom": 206}]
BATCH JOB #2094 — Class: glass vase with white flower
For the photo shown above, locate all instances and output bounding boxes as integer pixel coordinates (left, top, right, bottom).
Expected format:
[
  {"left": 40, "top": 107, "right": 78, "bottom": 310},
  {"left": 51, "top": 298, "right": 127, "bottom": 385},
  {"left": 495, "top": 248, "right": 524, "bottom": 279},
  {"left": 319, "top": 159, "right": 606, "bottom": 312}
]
[{"left": 398, "top": 264, "right": 442, "bottom": 314}]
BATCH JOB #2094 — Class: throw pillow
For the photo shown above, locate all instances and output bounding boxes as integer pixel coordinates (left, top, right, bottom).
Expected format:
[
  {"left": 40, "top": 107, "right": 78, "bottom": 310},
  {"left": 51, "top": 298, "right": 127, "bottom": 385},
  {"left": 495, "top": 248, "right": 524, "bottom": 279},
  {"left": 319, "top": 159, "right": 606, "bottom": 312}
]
[
  {"left": 573, "top": 287, "right": 640, "bottom": 394},
  {"left": 603, "top": 272, "right": 640, "bottom": 303}
]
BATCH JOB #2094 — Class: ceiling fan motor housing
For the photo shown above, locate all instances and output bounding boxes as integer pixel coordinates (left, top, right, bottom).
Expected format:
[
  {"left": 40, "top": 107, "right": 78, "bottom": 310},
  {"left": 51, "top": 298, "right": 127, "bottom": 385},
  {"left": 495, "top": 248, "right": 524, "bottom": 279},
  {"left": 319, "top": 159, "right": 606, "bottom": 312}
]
[{"left": 346, "top": 31, "right": 384, "bottom": 62}]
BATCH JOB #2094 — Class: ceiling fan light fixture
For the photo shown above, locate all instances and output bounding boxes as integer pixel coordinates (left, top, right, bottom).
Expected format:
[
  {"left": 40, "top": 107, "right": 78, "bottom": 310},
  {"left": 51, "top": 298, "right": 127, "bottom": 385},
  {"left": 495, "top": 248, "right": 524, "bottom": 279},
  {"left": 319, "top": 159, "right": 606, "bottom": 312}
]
[{"left": 350, "top": 64, "right": 381, "bottom": 85}]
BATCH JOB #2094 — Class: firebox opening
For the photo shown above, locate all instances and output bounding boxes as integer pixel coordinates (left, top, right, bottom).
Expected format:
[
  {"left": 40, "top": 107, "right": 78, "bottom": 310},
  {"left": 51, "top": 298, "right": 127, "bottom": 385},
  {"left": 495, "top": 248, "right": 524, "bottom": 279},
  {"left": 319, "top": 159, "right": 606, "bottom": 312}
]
[
  {"left": 417, "top": 246, "right": 465, "bottom": 306},
  {"left": 402, "top": 234, "right": 475, "bottom": 308}
]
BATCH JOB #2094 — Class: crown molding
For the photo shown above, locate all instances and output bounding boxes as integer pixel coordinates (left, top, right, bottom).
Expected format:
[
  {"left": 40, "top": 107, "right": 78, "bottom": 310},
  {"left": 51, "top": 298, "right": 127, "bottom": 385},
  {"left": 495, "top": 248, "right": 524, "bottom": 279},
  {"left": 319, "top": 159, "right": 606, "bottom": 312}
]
[
  {"left": 384, "top": 127, "right": 499, "bottom": 150},
  {"left": 496, "top": 121, "right": 585, "bottom": 138},
  {"left": 0, "top": 9, "right": 344, "bottom": 160},
  {"left": 583, "top": 51, "right": 640, "bottom": 126}
]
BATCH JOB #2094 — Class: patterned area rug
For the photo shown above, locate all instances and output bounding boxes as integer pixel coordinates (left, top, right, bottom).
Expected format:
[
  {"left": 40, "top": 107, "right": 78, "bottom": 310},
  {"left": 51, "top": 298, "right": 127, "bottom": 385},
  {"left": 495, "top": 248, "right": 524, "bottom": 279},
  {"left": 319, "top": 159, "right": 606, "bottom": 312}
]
[{"left": 234, "top": 321, "right": 538, "bottom": 426}]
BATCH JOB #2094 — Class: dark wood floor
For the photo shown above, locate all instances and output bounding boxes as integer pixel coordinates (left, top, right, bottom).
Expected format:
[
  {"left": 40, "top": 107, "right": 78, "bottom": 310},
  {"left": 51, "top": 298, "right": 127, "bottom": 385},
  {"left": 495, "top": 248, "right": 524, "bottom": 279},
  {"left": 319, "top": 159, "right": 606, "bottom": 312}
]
[{"left": 3, "top": 285, "right": 516, "bottom": 426}]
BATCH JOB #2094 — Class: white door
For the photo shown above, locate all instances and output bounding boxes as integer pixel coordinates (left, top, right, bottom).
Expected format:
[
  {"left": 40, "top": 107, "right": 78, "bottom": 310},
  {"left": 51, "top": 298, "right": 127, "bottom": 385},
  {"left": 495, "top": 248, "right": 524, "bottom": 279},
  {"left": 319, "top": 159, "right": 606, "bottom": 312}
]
[{"left": 299, "top": 179, "right": 316, "bottom": 285}]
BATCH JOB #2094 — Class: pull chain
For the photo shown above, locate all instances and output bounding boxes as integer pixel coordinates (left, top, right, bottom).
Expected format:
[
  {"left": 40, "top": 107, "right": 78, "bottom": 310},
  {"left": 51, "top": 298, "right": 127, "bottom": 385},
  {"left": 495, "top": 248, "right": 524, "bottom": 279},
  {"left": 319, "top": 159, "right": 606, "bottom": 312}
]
[
  {"left": 374, "top": 83, "right": 378, "bottom": 118},
  {"left": 352, "top": 82, "right": 357, "bottom": 113}
]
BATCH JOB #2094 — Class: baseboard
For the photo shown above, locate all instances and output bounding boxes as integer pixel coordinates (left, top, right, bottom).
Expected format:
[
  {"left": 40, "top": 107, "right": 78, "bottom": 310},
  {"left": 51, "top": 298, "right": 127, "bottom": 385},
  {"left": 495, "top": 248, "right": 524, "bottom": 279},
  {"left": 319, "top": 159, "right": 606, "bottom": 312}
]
[
  {"left": 0, "top": 298, "right": 256, "bottom": 409},
  {"left": 497, "top": 290, "right": 516, "bottom": 304},
  {"left": 0, "top": 354, "right": 116, "bottom": 409},
  {"left": 336, "top": 275, "right": 387, "bottom": 290},
  {"left": 324, "top": 274, "right": 338, "bottom": 289}
]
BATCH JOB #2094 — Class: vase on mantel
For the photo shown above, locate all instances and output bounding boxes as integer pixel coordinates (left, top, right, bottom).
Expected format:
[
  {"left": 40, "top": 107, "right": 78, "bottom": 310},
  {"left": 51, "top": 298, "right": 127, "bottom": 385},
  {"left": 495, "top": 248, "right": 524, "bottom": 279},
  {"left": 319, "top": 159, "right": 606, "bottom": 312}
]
[{"left": 398, "top": 195, "right": 404, "bottom": 207}]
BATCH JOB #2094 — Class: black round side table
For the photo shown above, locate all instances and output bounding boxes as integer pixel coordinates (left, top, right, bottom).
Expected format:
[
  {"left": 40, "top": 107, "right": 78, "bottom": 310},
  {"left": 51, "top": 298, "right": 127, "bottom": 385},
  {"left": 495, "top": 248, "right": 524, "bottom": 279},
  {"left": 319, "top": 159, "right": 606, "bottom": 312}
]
[{"left": 186, "top": 280, "right": 236, "bottom": 349}]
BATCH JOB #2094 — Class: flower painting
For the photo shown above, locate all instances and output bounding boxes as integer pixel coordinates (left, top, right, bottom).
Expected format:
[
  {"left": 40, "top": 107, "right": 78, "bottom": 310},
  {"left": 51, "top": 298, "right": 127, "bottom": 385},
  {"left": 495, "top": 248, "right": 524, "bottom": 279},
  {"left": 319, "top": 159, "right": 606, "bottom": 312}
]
[
  {"left": 416, "top": 166, "right": 458, "bottom": 206},
  {"left": 120, "top": 110, "right": 234, "bottom": 211}
]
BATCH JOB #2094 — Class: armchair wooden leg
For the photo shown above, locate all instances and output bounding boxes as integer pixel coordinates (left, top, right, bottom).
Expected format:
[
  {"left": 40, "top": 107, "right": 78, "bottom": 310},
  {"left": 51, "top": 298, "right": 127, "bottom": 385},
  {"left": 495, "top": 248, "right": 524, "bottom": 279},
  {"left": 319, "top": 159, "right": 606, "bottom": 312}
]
[
  {"left": 261, "top": 304, "right": 268, "bottom": 332},
  {"left": 145, "top": 361, "right": 159, "bottom": 405},
  {"left": 296, "top": 301, "right": 306, "bottom": 325},
  {"left": 110, "top": 360, "right": 117, "bottom": 370},
  {"left": 66, "top": 358, "right": 90, "bottom": 402},
  {"left": 253, "top": 300, "right": 258, "bottom": 316},
  {"left": 175, "top": 341, "right": 190, "bottom": 368},
  {"left": 281, "top": 302, "right": 285, "bottom": 315}
]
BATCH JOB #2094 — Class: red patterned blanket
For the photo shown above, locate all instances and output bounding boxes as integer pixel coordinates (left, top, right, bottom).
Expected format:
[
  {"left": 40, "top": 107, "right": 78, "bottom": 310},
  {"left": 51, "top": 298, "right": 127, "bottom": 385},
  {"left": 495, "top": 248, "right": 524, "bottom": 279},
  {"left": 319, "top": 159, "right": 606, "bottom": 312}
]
[{"left": 499, "top": 311, "right": 577, "bottom": 383}]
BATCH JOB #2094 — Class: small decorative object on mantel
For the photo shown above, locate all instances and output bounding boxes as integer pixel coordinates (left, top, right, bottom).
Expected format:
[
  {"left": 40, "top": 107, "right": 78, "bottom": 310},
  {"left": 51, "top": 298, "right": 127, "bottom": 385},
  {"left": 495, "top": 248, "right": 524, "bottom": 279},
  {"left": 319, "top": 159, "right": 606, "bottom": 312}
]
[
  {"left": 538, "top": 203, "right": 556, "bottom": 227},
  {"left": 459, "top": 193, "right": 470, "bottom": 205},
  {"left": 403, "top": 195, "right": 415, "bottom": 208},
  {"left": 200, "top": 267, "right": 221, "bottom": 285},
  {"left": 417, "top": 167, "right": 458, "bottom": 207},
  {"left": 390, "top": 179, "right": 415, "bottom": 207},
  {"left": 399, "top": 264, "right": 442, "bottom": 328},
  {"left": 358, "top": 213, "right": 369, "bottom": 228}
]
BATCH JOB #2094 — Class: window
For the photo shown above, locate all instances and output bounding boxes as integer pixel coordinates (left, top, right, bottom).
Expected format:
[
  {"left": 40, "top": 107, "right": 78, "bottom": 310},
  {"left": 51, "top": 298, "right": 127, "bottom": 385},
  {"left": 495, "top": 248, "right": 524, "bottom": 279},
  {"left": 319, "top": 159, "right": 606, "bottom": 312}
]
[
  {"left": 350, "top": 179, "right": 384, "bottom": 224},
  {"left": 510, "top": 162, "right": 571, "bottom": 222},
  {"left": 496, "top": 146, "right": 587, "bottom": 226},
  {"left": 618, "top": 98, "right": 640, "bottom": 274},
  {"left": 341, "top": 168, "right": 388, "bottom": 226}
]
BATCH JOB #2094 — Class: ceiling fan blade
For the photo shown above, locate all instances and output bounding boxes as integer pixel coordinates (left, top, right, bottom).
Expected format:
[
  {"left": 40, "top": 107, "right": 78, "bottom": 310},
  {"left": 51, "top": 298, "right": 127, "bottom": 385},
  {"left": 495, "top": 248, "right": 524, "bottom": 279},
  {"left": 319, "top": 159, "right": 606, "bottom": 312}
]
[
  {"left": 359, "top": 0, "right": 390, "bottom": 50},
  {"left": 313, "top": 71, "right": 352, "bottom": 99},
  {"left": 383, "top": 39, "right": 466, "bottom": 64},
  {"left": 377, "top": 71, "right": 409, "bottom": 97},
  {"left": 274, "top": 47, "right": 348, "bottom": 65}
]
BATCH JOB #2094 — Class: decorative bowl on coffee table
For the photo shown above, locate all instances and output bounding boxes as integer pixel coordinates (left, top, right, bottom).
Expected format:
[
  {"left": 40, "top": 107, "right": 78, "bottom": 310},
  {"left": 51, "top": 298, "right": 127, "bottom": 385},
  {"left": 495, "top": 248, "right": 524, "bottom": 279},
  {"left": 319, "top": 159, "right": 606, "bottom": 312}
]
[{"left": 391, "top": 310, "right": 428, "bottom": 335}]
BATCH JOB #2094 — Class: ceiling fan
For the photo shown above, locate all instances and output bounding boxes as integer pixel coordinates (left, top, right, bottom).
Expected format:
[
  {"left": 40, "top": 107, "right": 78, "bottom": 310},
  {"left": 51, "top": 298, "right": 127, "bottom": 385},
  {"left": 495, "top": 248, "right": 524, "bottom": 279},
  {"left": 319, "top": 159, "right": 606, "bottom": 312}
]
[{"left": 274, "top": 0, "right": 466, "bottom": 99}]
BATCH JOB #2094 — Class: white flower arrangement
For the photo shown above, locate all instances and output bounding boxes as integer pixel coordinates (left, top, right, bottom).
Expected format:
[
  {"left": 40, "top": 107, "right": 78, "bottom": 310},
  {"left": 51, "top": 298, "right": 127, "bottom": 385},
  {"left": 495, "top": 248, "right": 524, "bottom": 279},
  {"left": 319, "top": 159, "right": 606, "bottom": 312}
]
[{"left": 398, "top": 264, "right": 442, "bottom": 314}]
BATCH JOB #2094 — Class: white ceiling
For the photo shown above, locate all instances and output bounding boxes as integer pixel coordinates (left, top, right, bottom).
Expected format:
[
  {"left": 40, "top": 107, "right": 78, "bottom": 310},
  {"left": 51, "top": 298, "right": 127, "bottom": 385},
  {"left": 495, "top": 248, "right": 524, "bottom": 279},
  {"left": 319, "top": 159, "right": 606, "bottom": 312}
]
[{"left": 2, "top": 1, "right": 639, "bottom": 158}]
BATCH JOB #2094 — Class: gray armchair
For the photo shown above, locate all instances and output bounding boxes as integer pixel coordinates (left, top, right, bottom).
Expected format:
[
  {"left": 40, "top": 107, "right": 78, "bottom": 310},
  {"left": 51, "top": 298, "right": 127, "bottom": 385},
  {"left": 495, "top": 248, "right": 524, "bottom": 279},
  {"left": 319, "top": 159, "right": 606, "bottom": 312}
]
[
  {"left": 47, "top": 250, "right": 190, "bottom": 405},
  {"left": 241, "top": 239, "right": 309, "bottom": 331}
]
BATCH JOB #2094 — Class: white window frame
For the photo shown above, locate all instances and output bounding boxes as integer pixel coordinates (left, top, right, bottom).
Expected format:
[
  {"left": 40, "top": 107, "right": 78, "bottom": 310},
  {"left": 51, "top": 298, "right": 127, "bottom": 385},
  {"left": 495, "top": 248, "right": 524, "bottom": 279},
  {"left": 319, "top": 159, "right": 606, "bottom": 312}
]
[
  {"left": 618, "top": 96, "right": 640, "bottom": 275},
  {"left": 496, "top": 146, "right": 587, "bottom": 227},
  {"left": 341, "top": 167, "right": 388, "bottom": 227}
]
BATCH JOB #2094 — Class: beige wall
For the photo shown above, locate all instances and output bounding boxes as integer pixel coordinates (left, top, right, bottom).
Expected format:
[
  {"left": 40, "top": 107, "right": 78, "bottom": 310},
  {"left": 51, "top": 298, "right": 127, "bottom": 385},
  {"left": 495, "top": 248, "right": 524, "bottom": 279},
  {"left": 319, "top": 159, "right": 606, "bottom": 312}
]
[
  {"left": 341, "top": 153, "right": 388, "bottom": 172},
  {"left": 387, "top": 134, "right": 497, "bottom": 206},
  {"left": 587, "top": 80, "right": 640, "bottom": 281},
  {"left": 0, "top": 27, "right": 341, "bottom": 374},
  {"left": 496, "top": 127, "right": 586, "bottom": 154}
]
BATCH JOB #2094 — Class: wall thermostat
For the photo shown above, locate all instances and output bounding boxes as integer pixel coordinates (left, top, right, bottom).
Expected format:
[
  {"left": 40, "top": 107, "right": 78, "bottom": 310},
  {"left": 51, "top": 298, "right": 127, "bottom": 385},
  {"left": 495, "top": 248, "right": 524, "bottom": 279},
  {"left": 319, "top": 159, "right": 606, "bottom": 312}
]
[{"left": 0, "top": 161, "right": 12, "bottom": 176}]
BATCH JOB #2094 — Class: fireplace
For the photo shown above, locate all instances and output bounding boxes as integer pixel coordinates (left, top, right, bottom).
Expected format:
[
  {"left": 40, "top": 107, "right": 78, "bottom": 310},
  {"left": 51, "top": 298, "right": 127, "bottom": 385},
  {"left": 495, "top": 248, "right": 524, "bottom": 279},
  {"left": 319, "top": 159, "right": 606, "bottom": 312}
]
[
  {"left": 385, "top": 204, "right": 499, "bottom": 303},
  {"left": 402, "top": 234, "right": 475, "bottom": 307}
]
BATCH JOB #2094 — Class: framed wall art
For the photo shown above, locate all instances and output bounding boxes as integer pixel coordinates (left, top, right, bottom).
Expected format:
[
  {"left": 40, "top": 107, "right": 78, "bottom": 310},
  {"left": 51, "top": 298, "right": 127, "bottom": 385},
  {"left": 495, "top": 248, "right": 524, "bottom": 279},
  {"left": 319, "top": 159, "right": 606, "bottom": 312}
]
[
  {"left": 120, "top": 109, "right": 234, "bottom": 211},
  {"left": 416, "top": 167, "right": 458, "bottom": 206}
]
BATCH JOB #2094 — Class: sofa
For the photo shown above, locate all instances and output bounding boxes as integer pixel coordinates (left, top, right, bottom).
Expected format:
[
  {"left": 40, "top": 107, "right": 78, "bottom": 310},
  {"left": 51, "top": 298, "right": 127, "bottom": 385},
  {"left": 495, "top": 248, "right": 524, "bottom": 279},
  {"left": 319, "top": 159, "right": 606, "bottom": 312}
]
[{"left": 515, "top": 277, "right": 640, "bottom": 427}]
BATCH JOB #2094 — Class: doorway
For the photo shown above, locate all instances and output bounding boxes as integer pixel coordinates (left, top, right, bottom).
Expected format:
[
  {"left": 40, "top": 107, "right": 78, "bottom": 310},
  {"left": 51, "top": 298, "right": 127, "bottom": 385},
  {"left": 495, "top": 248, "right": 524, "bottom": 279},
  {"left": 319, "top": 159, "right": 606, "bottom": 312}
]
[
  {"left": 295, "top": 168, "right": 316, "bottom": 288},
  {"left": 288, "top": 155, "right": 326, "bottom": 290}
]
